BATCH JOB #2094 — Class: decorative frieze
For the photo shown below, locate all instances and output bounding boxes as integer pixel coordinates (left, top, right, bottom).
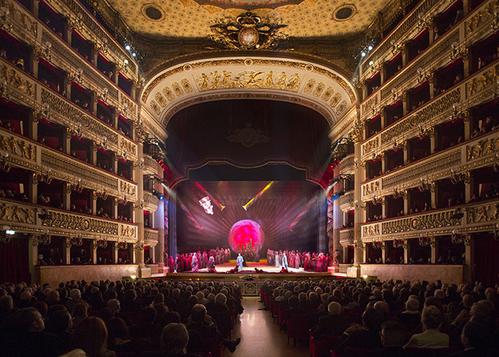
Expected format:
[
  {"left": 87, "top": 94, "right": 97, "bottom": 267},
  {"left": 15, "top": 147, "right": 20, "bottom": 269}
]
[
  {"left": 40, "top": 87, "right": 117, "bottom": 145},
  {"left": 382, "top": 209, "right": 460, "bottom": 235},
  {"left": 362, "top": 179, "right": 382, "bottom": 198},
  {"left": 144, "top": 228, "right": 159, "bottom": 244},
  {"left": 0, "top": 129, "right": 37, "bottom": 163},
  {"left": 465, "top": 64, "right": 497, "bottom": 104},
  {"left": 466, "top": 134, "right": 498, "bottom": 162},
  {"left": 0, "top": 60, "right": 36, "bottom": 103},
  {"left": 466, "top": 203, "right": 498, "bottom": 225},
  {"left": 464, "top": 0, "right": 498, "bottom": 38},
  {"left": 0, "top": 201, "right": 37, "bottom": 224},
  {"left": 362, "top": 137, "right": 379, "bottom": 157},
  {"left": 362, "top": 223, "right": 381, "bottom": 238},
  {"left": 118, "top": 180, "right": 137, "bottom": 201}
]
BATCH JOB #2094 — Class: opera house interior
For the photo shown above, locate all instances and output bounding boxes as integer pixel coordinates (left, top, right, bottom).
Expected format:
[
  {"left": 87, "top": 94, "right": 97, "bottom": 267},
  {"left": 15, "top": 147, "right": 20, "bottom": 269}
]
[{"left": 0, "top": 0, "right": 497, "bottom": 356}]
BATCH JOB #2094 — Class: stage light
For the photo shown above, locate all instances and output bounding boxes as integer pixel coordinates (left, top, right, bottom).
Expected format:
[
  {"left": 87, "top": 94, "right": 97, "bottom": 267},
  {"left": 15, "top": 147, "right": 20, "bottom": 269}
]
[
  {"left": 361, "top": 51, "right": 366, "bottom": 57},
  {"left": 368, "top": 45, "right": 373, "bottom": 51},
  {"left": 125, "top": 45, "right": 131, "bottom": 51},
  {"left": 369, "top": 60, "right": 374, "bottom": 66},
  {"left": 5, "top": 229, "right": 15, "bottom": 235},
  {"left": 132, "top": 52, "right": 137, "bottom": 57},
  {"left": 124, "top": 59, "right": 129, "bottom": 65},
  {"left": 242, "top": 181, "right": 274, "bottom": 211}
]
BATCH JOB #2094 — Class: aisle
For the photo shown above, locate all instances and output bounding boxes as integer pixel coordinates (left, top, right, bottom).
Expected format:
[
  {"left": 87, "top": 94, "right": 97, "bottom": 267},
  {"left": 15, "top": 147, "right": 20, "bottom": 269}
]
[{"left": 227, "top": 297, "right": 308, "bottom": 357}]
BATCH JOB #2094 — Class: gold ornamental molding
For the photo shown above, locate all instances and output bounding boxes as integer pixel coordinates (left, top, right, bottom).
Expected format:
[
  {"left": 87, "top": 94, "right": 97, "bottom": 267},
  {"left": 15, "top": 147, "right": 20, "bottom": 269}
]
[
  {"left": 361, "top": 62, "right": 498, "bottom": 160},
  {"left": 209, "top": 12, "right": 287, "bottom": 50},
  {"left": 141, "top": 57, "right": 357, "bottom": 127},
  {"left": 0, "top": 199, "right": 138, "bottom": 242},
  {"left": 360, "top": 201, "right": 498, "bottom": 241}
]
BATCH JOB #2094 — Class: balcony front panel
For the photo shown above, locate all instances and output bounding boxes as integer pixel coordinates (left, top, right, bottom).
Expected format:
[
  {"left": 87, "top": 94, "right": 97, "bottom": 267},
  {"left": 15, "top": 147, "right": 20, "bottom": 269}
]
[
  {"left": 339, "top": 228, "right": 354, "bottom": 247},
  {"left": 361, "top": 63, "right": 498, "bottom": 161},
  {"left": 361, "top": 201, "right": 497, "bottom": 241},
  {"left": 360, "top": 129, "right": 498, "bottom": 201},
  {"left": 0, "top": 198, "right": 138, "bottom": 242}
]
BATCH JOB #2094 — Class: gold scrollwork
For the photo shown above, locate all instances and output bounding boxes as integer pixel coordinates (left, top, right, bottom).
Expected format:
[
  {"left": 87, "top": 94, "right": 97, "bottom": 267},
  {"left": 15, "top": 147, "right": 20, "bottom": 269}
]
[{"left": 466, "top": 136, "right": 498, "bottom": 161}]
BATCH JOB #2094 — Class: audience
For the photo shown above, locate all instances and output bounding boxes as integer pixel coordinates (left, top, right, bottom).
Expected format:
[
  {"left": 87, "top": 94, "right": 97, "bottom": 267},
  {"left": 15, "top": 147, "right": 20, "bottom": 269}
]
[
  {"left": 0, "top": 279, "right": 243, "bottom": 356},
  {"left": 261, "top": 278, "right": 499, "bottom": 356}
]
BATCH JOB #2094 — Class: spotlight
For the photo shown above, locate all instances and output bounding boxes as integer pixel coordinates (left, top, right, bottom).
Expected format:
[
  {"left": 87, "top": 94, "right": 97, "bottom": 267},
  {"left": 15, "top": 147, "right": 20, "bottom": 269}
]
[
  {"left": 125, "top": 45, "right": 131, "bottom": 51},
  {"left": 5, "top": 229, "right": 15, "bottom": 235},
  {"left": 132, "top": 52, "right": 137, "bottom": 57},
  {"left": 369, "top": 60, "right": 374, "bottom": 66},
  {"left": 124, "top": 59, "right": 129, "bottom": 65},
  {"left": 368, "top": 45, "right": 373, "bottom": 51},
  {"left": 361, "top": 51, "right": 366, "bottom": 57}
]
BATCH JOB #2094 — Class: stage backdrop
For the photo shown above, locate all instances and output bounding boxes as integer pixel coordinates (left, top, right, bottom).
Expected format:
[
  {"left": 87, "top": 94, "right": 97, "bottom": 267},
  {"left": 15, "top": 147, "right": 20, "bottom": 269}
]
[{"left": 174, "top": 180, "right": 327, "bottom": 258}]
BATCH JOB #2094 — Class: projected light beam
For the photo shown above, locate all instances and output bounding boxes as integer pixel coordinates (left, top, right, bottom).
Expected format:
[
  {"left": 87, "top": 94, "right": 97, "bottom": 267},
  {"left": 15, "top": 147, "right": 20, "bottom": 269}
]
[
  {"left": 242, "top": 181, "right": 274, "bottom": 211},
  {"left": 194, "top": 181, "right": 226, "bottom": 211}
]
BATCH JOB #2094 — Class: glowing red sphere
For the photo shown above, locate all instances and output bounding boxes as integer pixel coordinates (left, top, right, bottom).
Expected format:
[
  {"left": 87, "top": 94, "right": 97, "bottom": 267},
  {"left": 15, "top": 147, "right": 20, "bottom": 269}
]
[{"left": 228, "top": 219, "right": 264, "bottom": 254}]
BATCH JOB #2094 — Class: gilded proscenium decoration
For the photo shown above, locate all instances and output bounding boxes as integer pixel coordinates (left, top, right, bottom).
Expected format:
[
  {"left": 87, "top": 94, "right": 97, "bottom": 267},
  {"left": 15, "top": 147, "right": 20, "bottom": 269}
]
[
  {"left": 210, "top": 11, "right": 287, "bottom": 50},
  {"left": 196, "top": 70, "right": 300, "bottom": 91}
]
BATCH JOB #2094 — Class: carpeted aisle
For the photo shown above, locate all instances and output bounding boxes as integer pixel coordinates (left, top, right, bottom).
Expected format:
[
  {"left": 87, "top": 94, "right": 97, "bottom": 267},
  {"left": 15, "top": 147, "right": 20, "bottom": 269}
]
[{"left": 228, "top": 297, "right": 308, "bottom": 357}]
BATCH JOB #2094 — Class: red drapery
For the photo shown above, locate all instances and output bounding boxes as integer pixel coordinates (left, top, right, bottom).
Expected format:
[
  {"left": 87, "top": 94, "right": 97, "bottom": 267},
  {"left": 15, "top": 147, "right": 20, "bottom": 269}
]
[{"left": 0, "top": 237, "right": 30, "bottom": 283}]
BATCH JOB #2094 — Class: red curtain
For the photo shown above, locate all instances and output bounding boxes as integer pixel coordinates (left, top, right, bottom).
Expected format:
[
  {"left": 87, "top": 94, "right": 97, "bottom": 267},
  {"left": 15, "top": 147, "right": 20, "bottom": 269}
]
[
  {"left": 0, "top": 236, "right": 30, "bottom": 283},
  {"left": 473, "top": 233, "right": 499, "bottom": 285}
]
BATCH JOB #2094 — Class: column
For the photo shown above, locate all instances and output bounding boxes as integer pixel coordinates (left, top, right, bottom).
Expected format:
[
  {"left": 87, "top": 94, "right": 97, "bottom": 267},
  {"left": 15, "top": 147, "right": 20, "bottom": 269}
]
[
  {"left": 91, "top": 143, "right": 97, "bottom": 165},
  {"left": 403, "top": 195, "right": 409, "bottom": 215},
  {"left": 429, "top": 73, "right": 436, "bottom": 99},
  {"left": 134, "top": 143, "right": 145, "bottom": 270},
  {"left": 113, "top": 242, "right": 118, "bottom": 264},
  {"left": 33, "top": 0, "right": 40, "bottom": 17},
  {"left": 155, "top": 201, "right": 165, "bottom": 268},
  {"left": 91, "top": 240, "right": 97, "bottom": 264},
  {"left": 351, "top": 137, "right": 363, "bottom": 277},
  {"left": 464, "top": 114, "right": 471, "bottom": 141},
  {"left": 403, "top": 240, "right": 410, "bottom": 264},
  {"left": 63, "top": 183, "right": 71, "bottom": 210},
  {"left": 362, "top": 244, "right": 368, "bottom": 263},
  {"left": 64, "top": 238, "right": 71, "bottom": 265},
  {"left": 430, "top": 129, "right": 436, "bottom": 153},
  {"left": 403, "top": 141, "right": 409, "bottom": 164},
  {"left": 381, "top": 242, "right": 387, "bottom": 264},
  {"left": 430, "top": 237, "right": 437, "bottom": 264},
  {"left": 28, "top": 235, "right": 39, "bottom": 282},
  {"left": 113, "top": 155, "right": 118, "bottom": 174},
  {"left": 30, "top": 173, "right": 38, "bottom": 204},
  {"left": 30, "top": 112, "right": 38, "bottom": 141},
  {"left": 381, "top": 199, "right": 386, "bottom": 219},
  {"left": 92, "top": 191, "right": 97, "bottom": 215},
  {"left": 464, "top": 235, "right": 472, "bottom": 281},
  {"left": 402, "top": 91, "right": 409, "bottom": 115},
  {"left": 431, "top": 186, "right": 437, "bottom": 209},
  {"left": 464, "top": 181, "right": 472, "bottom": 204},
  {"left": 113, "top": 198, "right": 118, "bottom": 219},
  {"left": 64, "top": 128, "right": 71, "bottom": 155},
  {"left": 151, "top": 246, "right": 156, "bottom": 264}
]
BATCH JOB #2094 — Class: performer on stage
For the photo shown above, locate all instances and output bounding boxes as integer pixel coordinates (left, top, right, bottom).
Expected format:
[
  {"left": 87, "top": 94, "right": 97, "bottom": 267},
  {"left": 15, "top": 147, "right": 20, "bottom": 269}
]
[
  {"left": 207, "top": 255, "right": 216, "bottom": 273},
  {"left": 191, "top": 252, "right": 199, "bottom": 272},
  {"left": 236, "top": 253, "right": 244, "bottom": 272},
  {"left": 282, "top": 252, "right": 288, "bottom": 270}
]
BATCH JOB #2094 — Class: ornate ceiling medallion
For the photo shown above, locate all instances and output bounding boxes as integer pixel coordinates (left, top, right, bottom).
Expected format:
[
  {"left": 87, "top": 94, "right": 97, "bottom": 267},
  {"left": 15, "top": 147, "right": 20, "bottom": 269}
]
[{"left": 210, "top": 12, "right": 287, "bottom": 50}]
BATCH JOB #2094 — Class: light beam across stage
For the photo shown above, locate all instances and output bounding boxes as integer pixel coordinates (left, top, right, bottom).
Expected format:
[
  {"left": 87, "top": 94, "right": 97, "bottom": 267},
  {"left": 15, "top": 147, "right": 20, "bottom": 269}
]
[
  {"left": 242, "top": 181, "right": 274, "bottom": 211},
  {"left": 194, "top": 181, "right": 226, "bottom": 211}
]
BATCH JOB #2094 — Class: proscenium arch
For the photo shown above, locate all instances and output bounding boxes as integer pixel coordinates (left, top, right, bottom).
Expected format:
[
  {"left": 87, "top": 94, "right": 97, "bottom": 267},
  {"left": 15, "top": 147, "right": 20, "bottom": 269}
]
[{"left": 140, "top": 55, "right": 358, "bottom": 129}]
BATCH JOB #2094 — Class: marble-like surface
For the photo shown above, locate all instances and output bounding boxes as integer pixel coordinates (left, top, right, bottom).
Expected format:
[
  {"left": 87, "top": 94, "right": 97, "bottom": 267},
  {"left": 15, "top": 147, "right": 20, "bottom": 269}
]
[
  {"left": 228, "top": 297, "right": 308, "bottom": 357},
  {"left": 360, "top": 264, "right": 464, "bottom": 284},
  {"left": 37, "top": 265, "right": 139, "bottom": 286}
]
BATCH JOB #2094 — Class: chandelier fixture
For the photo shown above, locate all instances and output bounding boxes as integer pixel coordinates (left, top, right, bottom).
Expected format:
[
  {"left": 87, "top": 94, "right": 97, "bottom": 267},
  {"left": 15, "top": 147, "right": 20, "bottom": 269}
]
[{"left": 210, "top": 12, "right": 287, "bottom": 50}]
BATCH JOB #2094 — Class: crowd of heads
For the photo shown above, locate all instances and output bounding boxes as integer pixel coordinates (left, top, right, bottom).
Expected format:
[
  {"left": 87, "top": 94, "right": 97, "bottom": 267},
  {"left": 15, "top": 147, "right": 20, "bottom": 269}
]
[
  {"left": 0, "top": 278, "right": 243, "bottom": 357},
  {"left": 262, "top": 278, "right": 499, "bottom": 355}
]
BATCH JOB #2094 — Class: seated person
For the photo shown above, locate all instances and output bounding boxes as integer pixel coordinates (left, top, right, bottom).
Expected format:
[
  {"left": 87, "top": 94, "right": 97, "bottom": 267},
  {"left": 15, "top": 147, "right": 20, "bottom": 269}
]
[
  {"left": 404, "top": 305, "right": 449, "bottom": 349},
  {"left": 312, "top": 301, "right": 347, "bottom": 338}
]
